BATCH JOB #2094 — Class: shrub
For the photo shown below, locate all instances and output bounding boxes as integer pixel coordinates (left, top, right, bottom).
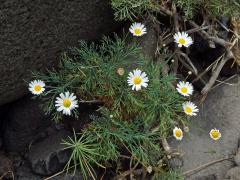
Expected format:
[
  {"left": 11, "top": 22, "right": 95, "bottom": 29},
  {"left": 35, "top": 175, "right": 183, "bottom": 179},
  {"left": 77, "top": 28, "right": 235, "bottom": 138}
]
[
  {"left": 111, "top": 0, "right": 240, "bottom": 20},
  {"left": 32, "top": 36, "right": 188, "bottom": 179}
]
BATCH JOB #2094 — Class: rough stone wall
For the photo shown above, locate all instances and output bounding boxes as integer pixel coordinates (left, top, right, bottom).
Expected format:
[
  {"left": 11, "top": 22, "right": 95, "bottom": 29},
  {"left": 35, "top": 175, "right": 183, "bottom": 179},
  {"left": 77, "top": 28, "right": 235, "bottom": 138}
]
[{"left": 0, "top": 0, "right": 118, "bottom": 105}]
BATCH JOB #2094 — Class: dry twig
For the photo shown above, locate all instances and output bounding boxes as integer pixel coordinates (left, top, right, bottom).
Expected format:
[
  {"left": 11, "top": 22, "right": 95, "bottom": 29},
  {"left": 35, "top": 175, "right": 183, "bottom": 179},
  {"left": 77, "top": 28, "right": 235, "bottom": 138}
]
[{"left": 183, "top": 156, "right": 233, "bottom": 176}]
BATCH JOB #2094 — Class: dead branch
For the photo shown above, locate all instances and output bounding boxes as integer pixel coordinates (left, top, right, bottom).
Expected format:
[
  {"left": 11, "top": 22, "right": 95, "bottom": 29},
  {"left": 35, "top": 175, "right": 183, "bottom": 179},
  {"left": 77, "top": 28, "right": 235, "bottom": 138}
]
[
  {"left": 189, "top": 21, "right": 232, "bottom": 47},
  {"left": 183, "top": 156, "right": 233, "bottom": 176},
  {"left": 201, "top": 50, "right": 235, "bottom": 95},
  {"left": 179, "top": 52, "right": 198, "bottom": 74},
  {"left": 117, "top": 168, "right": 143, "bottom": 180}
]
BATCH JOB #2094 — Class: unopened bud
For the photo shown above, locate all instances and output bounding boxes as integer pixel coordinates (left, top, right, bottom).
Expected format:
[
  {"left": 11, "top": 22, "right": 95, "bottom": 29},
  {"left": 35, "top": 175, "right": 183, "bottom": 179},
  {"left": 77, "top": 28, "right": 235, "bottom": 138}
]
[
  {"left": 146, "top": 166, "right": 153, "bottom": 173},
  {"left": 184, "top": 126, "right": 189, "bottom": 132},
  {"left": 117, "top": 67, "right": 125, "bottom": 76}
]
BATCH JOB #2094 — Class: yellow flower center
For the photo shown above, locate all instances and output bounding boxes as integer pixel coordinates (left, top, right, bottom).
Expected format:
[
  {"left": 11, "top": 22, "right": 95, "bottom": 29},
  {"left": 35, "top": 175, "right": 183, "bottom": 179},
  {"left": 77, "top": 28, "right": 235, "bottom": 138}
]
[
  {"left": 211, "top": 130, "right": 220, "bottom": 139},
  {"left": 63, "top": 98, "right": 71, "bottom": 108},
  {"left": 134, "top": 28, "right": 142, "bottom": 35},
  {"left": 178, "top": 38, "right": 186, "bottom": 44},
  {"left": 34, "top": 85, "right": 42, "bottom": 92},
  {"left": 133, "top": 76, "right": 142, "bottom": 85},
  {"left": 185, "top": 106, "right": 193, "bottom": 113},
  {"left": 175, "top": 129, "right": 182, "bottom": 137},
  {"left": 181, "top": 87, "right": 188, "bottom": 93}
]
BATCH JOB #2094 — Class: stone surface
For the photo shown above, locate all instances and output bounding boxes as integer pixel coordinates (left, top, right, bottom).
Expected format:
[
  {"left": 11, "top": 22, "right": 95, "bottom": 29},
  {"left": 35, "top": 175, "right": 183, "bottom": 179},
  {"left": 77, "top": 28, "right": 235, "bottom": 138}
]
[
  {"left": 169, "top": 76, "right": 240, "bottom": 179},
  {"left": 16, "top": 165, "right": 42, "bottom": 180},
  {"left": 226, "top": 166, "right": 240, "bottom": 180},
  {"left": 0, "top": 0, "right": 119, "bottom": 106},
  {"left": 234, "top": 148, "right": 240, "bottom": 166},
  {"left": 3, "top": 96, "right": 51, "bottom": 152},
  {"left": 51, "top": 171, "right": 84, "bottom": 180},
  {"left": 0, "top": 152, "right": 14, "bottom": 179},
  {"left": 28, "top": 130, "right": 71, "bottom": 176},
  {"left": 193, "top": 174, "right": 216, "bottom": 180},
  {"left": 168, "top": 157, "right": 183, "bottom": 169}
]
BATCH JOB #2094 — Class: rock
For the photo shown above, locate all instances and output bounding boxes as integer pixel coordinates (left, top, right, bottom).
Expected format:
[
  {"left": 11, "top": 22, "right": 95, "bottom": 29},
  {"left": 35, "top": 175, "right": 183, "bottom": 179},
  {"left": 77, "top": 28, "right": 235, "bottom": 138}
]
[
  {"left": 169, "top": 76, "right": 240, "bottom": 179},
  {"left": 168, "top": 157, "right": 183, "bottom": 169},
  {"left": 193, "top": 174, "right": 216, "bottom": 180},
  {"left": 28, "top": 130, "right": 71, "bottom": 176},
  {"left": 3, "top": 96, "right": 51, "bottom": 152},
  {"left": 0, "top": 0, "right": 120, "bottom": 106},
  {"left": 51, "top": 171, "right": 84, "bottom": 180},
  {"left": 234, "top": 148, "right": 240, "bottom": 166},
  {"left": 226, "top": 166, "right": 240, "bottom": 180},
  {"left": 12, "top": 156, "right": 42, "bottom": 180},
  {"left": 0, "top": 152, "right": 14, "bottom": 179},
  {"left": 15, "top": 165, "right": 42, "bottom": 180},
  {"left": 0, "top": 105, "right": 9, "bottom": 150}
]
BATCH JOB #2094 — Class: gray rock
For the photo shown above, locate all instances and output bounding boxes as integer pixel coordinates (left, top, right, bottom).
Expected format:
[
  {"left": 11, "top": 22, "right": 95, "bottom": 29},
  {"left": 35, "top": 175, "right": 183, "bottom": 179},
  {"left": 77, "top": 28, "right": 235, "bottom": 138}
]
[
  {"left": 3, "top": 96, "right": 51, "bottom": 152},
  {"left": 0, "top": 0, "right": 119, "bottom": 106},
  {"left": 169, "top": 76, "right": 240, "bottom": 179},
  {"left": 226, "top": 166, "right": 240, "bottom": 180},
  {"left": 168, "top": 157, "right": 183, "bottom": 169},
  {"left": 0, "top": 152, "right": 14, "bottom": 179},
  {"left": 234, "top": 148, "right": 240, "bottom": 166},
  {"left": 28, "top": 130, "right": 71, "bottom": 176},
  {"left": 51, "top": 171, "right": 84, "bottom": 180},
  {"left": 15, "top": 164, "right": 42, "bottom": 180},
  {"left": 193, "top": 174, "right": 216, "bottom": 180}
]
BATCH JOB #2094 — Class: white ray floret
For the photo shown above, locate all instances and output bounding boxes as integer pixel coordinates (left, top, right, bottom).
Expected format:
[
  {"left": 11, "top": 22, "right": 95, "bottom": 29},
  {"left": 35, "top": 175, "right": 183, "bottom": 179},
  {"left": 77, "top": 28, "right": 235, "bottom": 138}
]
[
  {"left": 174, "top": 32, "right": 193, "bottom": 47},
  {"left": 182, "top": 101, "right": 199, "bottom": 116},
  {"left": 55, "top": 91, "right": 78, "bottom": 116},
  {"left": 129, "top": 22, "right": 147, "bottom": 36},
  {"left": 28, "top": 80, "right": 45, "bottom": 95},
  {"left": 176, "top": 81, "right": 193, "bottom": 96},
  {"left": 127, "top": 69, "right": 149, "bottom": 91}
]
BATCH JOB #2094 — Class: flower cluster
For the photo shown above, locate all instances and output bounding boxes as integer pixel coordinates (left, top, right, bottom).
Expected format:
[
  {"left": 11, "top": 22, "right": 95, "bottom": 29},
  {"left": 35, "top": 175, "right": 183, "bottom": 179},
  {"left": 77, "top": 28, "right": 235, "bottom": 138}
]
[
  {"left": 29, "top": 24, "right": 221, "bottom": 144},
  {"left": 29, "top": 80, "right": 78, "bottom": 116},
  {"left": 173, "top": 80, "right": 221, "bottom": 141}
]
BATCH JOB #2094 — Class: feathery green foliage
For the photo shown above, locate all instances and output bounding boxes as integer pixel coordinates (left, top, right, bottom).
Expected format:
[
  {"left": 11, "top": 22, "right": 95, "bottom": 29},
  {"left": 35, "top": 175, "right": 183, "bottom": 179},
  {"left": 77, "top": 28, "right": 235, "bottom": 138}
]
[
  {"left": 33, "top": 36, "right": 187, "bottom": 179},
  {"left": 173, "top": 0, "right": 240, "bottom": 19},
  {"left": 111, "top": 0, "right": 240, "bottom": 20},
  {"left": 153, "top": 170, "right": 184, "bottom": 180}
]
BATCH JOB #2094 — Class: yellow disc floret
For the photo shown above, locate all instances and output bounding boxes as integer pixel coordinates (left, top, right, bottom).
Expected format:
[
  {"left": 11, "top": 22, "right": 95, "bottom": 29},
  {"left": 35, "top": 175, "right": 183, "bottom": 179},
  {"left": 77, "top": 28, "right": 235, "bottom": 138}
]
[
  {"left": 133, "top": 76, "right": 142, "bottom": 85},
  {"left": 178, "top": 38, "right": 186, "bottom": 45},
  {"left": 181, "top": 87, "right": 187, "bottom": 93},
  {"left": 134, "top": 28, "right": 142, "bottom": 35},
  {"left": 175, "top": 129, "right": 182, "bottom": 138},
  {"left": 34, "top": 85, "right": 42, "bottom": 92},
  {"left": 185, "top": 106, "right": 193, "bottom": 113},
  {"left": 211, "top": 130, "right": 220, "bottom": 139},
  {"left": 63, "top": 98, "right": 71, "bottom": 108}
]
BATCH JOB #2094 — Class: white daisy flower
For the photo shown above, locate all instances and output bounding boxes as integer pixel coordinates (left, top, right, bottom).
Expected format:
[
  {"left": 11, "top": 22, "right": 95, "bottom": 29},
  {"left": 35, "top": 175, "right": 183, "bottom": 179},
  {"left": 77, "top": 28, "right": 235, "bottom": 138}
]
[
  {"left": 28, "top": 80, "right": 45, "bottom": 95},
  {"left": 173, "top": 127, "right": 183, "bottom": 141},
  {"left": 176, "top": 81, "right": 193, "bottom": 96},
  {"left": 55, "top": 91, "right": 78, "bottom": 116},
  {"left": 127, "top": 69, "right": 149, "bottom": 91},
  {"left": 209, "top": 128, "right": 221, "bottom": 140},
  {"left": 129, "top": 22, "right": 147, "bottom": 37},
  {"left": 174, "top": 32, "right": 193, "bottom": 48},
  {"left": 182, "top": 101, "right": 199, "bottom": 116}
]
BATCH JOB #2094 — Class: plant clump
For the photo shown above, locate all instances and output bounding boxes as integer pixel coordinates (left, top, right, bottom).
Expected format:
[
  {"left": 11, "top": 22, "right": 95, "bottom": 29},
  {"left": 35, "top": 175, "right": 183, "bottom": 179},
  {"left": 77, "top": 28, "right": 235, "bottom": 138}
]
[{"left": 30, "top": 36, "right": 193, "bottom": 179}]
